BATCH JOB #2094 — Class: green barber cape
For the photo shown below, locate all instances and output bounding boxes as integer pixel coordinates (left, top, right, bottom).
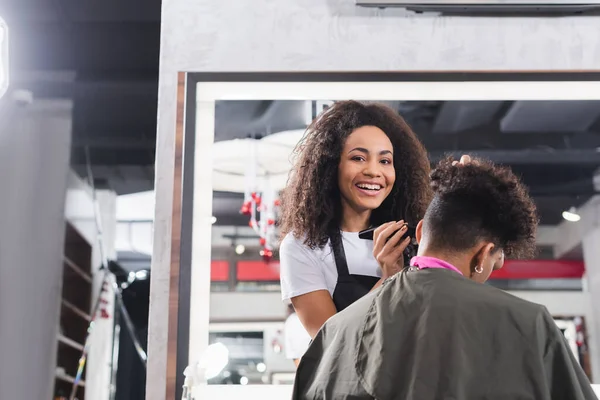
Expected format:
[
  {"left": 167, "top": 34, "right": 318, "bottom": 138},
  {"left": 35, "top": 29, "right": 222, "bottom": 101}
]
[{"left": 292, "top": 269, "right": 597, "bottom": 400}]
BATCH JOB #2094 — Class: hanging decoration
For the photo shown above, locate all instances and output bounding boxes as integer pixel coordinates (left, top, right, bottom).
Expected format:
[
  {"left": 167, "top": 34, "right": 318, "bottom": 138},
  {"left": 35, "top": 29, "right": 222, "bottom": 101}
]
[
  {"left": 239, "top": 139, "right": 280, "bottom": 263},
  {"left": 212, "top": 129, "right": 306, "bottom": 261}
]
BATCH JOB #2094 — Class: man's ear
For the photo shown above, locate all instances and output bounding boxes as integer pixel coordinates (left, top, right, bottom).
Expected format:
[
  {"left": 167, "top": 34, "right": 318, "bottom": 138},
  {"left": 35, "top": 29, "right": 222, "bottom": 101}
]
[
  {"left": 472, "top": 242, "right": 496, "bottom": 271},
  {"left": 416, "top": 219, "right": 424, "bottom": 244}
]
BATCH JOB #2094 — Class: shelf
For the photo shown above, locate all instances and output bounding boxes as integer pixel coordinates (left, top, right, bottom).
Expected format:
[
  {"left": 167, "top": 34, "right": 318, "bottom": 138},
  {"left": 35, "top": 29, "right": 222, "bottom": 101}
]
[
  {"left": 63, "top": 256, "right": 92, "bottom": 284},
  {"left": 62, "top": 299, "right": 91, "bottom": 321},
  {"left": 58, "top": 334, "right": 84, "bottom": 352},
  {"left": 56, "top": 221, "right": 92, "bottom": 400},
  {"left": 56, "top": 372, "right": 85, "bottom": 387}
]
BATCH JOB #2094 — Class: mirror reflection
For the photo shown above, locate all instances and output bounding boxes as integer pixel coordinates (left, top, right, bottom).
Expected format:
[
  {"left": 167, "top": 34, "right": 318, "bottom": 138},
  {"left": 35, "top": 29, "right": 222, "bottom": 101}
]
[{"left": 207, "top": 99, "right": 599, "bottom": 385}]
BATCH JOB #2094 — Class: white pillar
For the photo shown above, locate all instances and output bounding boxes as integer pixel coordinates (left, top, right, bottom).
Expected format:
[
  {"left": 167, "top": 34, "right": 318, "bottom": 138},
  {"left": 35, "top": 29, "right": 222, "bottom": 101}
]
[
  {"left": 0, "top": 97, "right": 72, "bottom": 400},
  {"left": 86, "top": 190, "right": 118, "bottom": 400},
  {"left": 583, "top": 225, "right": 600, "bottom": 382}
]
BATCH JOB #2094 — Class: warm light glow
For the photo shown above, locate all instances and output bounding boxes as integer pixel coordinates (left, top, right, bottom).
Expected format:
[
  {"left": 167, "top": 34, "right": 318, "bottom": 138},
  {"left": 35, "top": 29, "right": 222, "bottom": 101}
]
[
  {"left": 0, "top": 17, "right": 8, "bottom": 99},
  {"left": 135, "top": 270, "right": 149, "bottom": 280},
  {"left": 198, "top": 342, "right": 229, "bottom": 380},
  {"left": 235, "top": 244, "right": 245, "bottom": 255},
  {"left": 562, "top": 207, "right": 581, "bottom": 222}
]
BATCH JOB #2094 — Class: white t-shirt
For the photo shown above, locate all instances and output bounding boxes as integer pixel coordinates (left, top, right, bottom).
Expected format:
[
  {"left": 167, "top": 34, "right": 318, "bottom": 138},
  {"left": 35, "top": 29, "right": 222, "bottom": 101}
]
[
  {"left": 279, "top": 231, "right": 382, "bottom": 301},
  {"left": 284, "top": 312, "right": 312, "bottom": 360}
]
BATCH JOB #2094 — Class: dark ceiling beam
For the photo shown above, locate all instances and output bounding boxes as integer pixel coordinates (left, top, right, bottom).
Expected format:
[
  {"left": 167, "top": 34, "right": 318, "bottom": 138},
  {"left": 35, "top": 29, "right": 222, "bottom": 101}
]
[
  {"left": 212, "top": 214, "right": 253, "bottom": 227},
  {"left": 9, "top": 22, "right": 160, "bottom": 71},
  {"left": 429, "top": 149, "right": 600, "bottom": 165},
  {"left": 11, "top": 79, "right": 158, "bottom": 99},
  {"left": 71, "top": 136, "right": 156, "bottom": 149},
  {"left": 420, "top": 130, "right": 600, "bottom": 152},
  {"left": 70, "top": 148, "right": 154, "bottom": 165},
  {"left": 2, "top": 0, "right": 161, "bottom": 23}
]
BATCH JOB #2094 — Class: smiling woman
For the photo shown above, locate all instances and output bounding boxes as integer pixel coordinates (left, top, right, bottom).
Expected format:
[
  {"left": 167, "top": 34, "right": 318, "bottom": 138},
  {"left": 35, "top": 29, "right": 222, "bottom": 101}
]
[{"left": 278, "top": 100, "right": 432, "bottom": 340}]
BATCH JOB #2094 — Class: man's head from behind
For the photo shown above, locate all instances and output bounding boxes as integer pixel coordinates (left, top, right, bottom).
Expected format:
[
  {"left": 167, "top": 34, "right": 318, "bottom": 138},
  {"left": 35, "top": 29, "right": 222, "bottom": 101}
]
[{"left": 415, "top": 157, "right": 538, "bottom": 283}]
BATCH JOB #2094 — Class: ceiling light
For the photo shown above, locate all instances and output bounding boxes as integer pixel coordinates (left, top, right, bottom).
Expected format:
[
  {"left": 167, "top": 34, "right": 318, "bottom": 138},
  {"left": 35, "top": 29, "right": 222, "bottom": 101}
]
[
  {"left": 562, "top": 207, "right": 581, "bottom": 222},
  {"left": 135, "top": 270, "right": 149, "bottom": 280},
  {"left": 256, "top": 362, "right": 266, "bottom": 373},
  {"left": 211, "top": 216, "right": 217, "bottom": 224},
  {"left": 0, "top": 17, "right": 9, "bottom": 99},
  {"left": 235, "top": 244, "right": 245, "bottom": 255}
]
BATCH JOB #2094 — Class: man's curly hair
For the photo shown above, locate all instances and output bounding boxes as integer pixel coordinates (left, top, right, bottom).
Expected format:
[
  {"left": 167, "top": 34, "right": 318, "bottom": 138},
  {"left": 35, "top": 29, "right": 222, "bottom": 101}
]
[
  {"left": 279, "top": 100, "right": 432, "bottom": 249},
  {"left": 425, "top": 157, "right": 538, "bottom": 259}
]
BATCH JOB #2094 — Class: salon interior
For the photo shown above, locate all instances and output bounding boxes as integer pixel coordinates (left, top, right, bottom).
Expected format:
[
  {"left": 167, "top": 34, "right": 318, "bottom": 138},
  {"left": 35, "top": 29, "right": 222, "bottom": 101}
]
[{"left": 2, "top": 1, "right": 600, "bottom": 400}]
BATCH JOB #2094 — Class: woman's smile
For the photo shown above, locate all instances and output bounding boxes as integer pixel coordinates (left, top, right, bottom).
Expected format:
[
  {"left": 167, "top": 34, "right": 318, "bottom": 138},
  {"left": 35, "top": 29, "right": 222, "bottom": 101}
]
[{"left": 338, "top": 125, "right": 395, "bottom": 212}]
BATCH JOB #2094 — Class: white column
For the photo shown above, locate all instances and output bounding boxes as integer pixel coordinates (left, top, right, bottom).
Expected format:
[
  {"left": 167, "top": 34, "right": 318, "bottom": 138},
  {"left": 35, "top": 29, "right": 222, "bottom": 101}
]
[
  {"left": 86, "top": 190, "right": 118, "bottom": 400},
  {"left": 0, "top": 97, "right": 72, "bottom": 400},
  {"left": 583, "top": 224, "right": 600, "bottom": 382}
]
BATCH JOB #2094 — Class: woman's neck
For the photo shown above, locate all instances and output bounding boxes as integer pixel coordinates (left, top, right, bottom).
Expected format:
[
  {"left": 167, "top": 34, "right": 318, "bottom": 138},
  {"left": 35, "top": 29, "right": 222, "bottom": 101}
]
[{"left": 339, "top": 201, "right": 371, "bottom": 232}]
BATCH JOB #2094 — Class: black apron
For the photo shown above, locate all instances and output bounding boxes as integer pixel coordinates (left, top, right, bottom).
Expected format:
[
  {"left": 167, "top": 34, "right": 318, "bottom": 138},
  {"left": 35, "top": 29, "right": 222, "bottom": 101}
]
[{"left": 329, "top": 231, "right": 380, "bottom": 312}]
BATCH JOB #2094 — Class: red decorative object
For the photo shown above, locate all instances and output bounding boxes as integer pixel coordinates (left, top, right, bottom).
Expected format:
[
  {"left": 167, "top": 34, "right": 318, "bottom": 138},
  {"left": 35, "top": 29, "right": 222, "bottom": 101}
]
[
  {"left": 237, "top": 261, "right": 280, "bottom": 281},
  {"left": 490, "top": 260, "right": 584, "bottom": 280},
  {"left": 211, "top": 260, "right": 229, "bottom": 282},
  {"left": 241, "top": 141, "right": 281, "bottom": 252},
  {"left": 240, "top": 201, "right": 251, "bottom": 216},
  {"left": 224, "top": 260, "right": 585, "bottom": 283},
  {"left": 261, "top": 249, "right": 273, "bottom": 263}
]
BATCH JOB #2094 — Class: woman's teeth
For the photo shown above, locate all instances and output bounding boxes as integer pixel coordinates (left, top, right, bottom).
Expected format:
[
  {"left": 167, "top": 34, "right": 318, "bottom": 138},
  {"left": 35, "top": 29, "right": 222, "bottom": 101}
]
[{"left": 356, "top": 183, "right": 381, "bottom": 190}]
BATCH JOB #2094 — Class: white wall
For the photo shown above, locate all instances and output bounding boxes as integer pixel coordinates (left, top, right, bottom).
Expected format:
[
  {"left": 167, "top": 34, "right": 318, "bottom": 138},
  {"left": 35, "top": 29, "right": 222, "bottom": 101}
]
[
  {"left": 150, "top": 1, "right": 600, "bottom": 396},
  {"left": 208, "top": 290, "right": 591, "bottom": 323},
  {"left": 210, "top": 293, "right": 286, "bottom": 322},
  {"left": 0, "top": 98, "right": 72, "bottom": 400}
]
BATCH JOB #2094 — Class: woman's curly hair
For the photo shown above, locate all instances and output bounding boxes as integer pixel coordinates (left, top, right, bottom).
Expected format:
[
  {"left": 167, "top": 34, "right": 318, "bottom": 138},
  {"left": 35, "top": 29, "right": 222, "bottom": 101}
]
[
  {"left": 426, "top": 157, "right": 539, "bottom": 259},
  {"left": 279, "top": 100, "right": 432, "bottom": 249}
]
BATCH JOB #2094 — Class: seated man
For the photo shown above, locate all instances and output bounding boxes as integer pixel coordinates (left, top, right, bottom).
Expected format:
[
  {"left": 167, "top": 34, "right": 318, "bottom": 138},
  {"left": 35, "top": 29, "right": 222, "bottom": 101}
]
[{"left": 292, "top": 157, "right": 597, "bottom": 400}]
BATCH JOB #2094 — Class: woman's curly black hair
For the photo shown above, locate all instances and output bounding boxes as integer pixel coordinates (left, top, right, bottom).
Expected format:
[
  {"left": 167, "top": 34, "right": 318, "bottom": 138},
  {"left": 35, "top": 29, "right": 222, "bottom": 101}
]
[
  {"left": 279, "top": 100, "right": 432, "bottom": 249},
  {"left": 425, "top": 157, "right": 539, "bottom": 259}
]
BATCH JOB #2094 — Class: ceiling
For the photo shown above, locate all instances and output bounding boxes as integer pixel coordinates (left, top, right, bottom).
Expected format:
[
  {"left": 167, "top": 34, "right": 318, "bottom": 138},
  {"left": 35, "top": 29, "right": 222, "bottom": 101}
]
[
  {"left": 3, "top": 0, "right": 161, "bottom": 193},
  {"left": 3, "top": 1, "right": 599, "bottom": 226}
]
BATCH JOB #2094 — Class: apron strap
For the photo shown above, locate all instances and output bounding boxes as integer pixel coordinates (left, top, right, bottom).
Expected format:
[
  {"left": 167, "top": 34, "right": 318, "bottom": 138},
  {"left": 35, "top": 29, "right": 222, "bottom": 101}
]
[{"left": 329, "top": 230, "right": 351, "bottom": 277}]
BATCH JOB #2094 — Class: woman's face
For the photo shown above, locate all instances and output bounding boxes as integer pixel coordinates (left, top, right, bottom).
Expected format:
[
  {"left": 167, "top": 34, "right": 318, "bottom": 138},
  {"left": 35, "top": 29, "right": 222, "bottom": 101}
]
[{"left": 338, "top": 126, "right": 396, "bottom": 213}]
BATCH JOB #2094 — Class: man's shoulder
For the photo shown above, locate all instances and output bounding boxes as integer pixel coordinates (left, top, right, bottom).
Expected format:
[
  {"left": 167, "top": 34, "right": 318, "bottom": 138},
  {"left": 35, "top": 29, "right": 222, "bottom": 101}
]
[{"left": 473, "top": 280, "right": 547, "bottom": 314}]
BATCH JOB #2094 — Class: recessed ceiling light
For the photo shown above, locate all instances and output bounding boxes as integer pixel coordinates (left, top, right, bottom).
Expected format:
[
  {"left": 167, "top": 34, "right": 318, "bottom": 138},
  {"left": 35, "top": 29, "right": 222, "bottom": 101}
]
[{"left": 562, "top": 207, "right": 581, "bottom": 222}]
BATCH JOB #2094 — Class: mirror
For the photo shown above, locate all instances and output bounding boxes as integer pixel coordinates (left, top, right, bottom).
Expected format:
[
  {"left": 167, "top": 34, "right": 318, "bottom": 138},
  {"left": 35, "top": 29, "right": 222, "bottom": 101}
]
[{"left": 180, "top": 77, "right": 600, "bottom": 398}]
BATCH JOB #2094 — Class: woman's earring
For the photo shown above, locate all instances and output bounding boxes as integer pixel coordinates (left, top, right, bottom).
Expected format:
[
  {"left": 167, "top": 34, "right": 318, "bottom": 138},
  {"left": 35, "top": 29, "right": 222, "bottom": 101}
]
[{"left": 474, "top": 265, "right": 483, "bottom": 274}]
